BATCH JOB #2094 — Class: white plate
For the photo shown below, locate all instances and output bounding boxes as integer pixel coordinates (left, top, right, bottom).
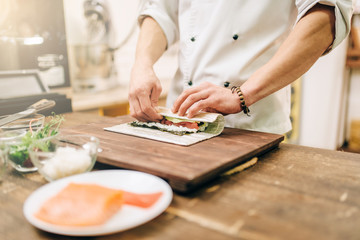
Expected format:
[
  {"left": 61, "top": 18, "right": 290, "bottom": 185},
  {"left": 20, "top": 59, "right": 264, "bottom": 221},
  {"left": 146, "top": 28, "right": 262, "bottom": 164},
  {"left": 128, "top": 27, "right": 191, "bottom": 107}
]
[{"left": 23, "top": 170, "right": 173, "bottom": 236}]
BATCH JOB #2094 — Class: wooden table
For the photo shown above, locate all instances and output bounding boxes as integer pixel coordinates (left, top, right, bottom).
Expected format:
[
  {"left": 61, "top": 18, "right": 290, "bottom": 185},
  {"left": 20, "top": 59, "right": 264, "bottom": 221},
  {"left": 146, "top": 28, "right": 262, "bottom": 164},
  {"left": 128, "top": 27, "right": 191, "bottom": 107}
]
[{"left": 1, "top": 113, "right": 360, "bottom": 240}]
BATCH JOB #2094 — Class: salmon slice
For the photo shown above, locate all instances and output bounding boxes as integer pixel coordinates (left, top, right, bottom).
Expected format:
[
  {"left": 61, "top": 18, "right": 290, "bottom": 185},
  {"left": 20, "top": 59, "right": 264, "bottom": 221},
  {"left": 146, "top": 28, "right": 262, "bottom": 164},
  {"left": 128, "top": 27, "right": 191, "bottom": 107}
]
[
  {"left": 123, "top": 191, "right": 163, "bottom": 208},
  {"left": 34, "top": 183, "right": 123, "bottom": 227},
  {"left": 34, "top": 183, "right": 164, "bottom": 226}
]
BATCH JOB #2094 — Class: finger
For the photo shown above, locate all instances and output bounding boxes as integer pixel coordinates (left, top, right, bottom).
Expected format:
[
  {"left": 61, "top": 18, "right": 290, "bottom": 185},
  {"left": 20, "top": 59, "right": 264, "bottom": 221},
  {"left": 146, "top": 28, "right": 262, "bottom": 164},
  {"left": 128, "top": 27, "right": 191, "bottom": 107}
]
[
  {"left": 187, "top": 99, "right": 210, "bottom": 118},
  {"left": 202, "top": 107, "right": 219, "bottom": 113},
  {"left": 150, "top": 84, "right": 162, "bottom": 108},
  {"left": 172, "top": 86, "right": 202, "bottom": 114},
  {"left": 128, "top": 94, "right": 139, "bottom": 119},
  {"left": 138, "top": 94, "right": 163, "bottom": 121},
  {"left": 129, "top": 98, "right": 148, "bottom": 122},
  {"left": 177, "top": 90, "right": 209, "bottom": 116}
]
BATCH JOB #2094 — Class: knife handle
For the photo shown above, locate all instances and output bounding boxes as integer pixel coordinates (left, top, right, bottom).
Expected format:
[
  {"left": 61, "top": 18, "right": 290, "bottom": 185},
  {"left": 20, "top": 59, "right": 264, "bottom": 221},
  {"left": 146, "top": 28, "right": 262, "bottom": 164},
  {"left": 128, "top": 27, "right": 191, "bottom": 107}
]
[{"left": 27, "top": 99, "right": 56, "bottom": 112}]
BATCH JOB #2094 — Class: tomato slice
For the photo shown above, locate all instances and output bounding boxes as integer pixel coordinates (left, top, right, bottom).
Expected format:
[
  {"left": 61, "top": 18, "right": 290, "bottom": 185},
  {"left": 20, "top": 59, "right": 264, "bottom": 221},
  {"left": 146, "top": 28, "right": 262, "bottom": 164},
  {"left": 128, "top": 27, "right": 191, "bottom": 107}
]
[{"left": 160, "top": 118, "right": 199, "bottom": 130}]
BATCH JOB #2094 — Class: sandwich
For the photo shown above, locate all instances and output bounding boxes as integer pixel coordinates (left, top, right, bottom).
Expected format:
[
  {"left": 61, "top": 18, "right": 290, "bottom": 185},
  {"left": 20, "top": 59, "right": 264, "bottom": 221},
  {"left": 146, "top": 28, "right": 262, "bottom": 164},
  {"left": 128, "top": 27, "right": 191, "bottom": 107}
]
[
  {"left": 104, "top": 107, "right": 225, "bottom": 146},
  {"left": 129, "top": 107, "right": 222, "bottom": 136},
  {"left": 130, "top": 116, "right": 208, "bottom": 136}
]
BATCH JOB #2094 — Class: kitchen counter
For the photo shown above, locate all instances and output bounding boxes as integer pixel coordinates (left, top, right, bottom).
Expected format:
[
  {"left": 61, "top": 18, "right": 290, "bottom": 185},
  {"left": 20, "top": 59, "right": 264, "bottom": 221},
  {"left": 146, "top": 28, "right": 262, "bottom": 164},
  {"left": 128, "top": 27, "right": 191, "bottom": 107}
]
[
  {"left": 54, "top": 75, "right": 171, "bottom": 116},
  {"left": 1, "top": 112, "right": 360, "bottom": 240}
]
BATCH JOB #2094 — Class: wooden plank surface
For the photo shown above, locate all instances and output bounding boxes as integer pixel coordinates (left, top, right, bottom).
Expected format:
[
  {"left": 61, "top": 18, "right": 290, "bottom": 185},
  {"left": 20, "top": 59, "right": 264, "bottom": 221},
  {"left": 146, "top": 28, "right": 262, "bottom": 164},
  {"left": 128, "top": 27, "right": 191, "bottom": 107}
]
[
  {"left": 61, "top": 115, "right": 284, "bottom": 192},
  {"left": 2, "top": 113, "right": 359, "bottom": 240}
]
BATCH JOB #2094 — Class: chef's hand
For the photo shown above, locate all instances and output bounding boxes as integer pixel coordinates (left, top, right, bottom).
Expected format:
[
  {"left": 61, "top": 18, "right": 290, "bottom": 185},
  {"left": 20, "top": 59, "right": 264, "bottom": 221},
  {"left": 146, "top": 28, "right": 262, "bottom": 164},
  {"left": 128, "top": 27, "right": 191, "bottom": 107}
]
[
  {"left": 172, "top": 82, "right": 242, "bottom": 118},
  {"left": 128, "top": 65, "right": 163, "bottom": 122}
]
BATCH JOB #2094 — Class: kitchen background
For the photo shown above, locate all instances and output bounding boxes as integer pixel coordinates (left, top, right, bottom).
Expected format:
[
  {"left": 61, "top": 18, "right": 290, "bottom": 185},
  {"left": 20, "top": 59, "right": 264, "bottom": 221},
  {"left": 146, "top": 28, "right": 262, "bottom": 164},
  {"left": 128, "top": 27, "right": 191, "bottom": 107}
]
[{"left": 0, "top": 0, "right": 359, "bottom": 152}]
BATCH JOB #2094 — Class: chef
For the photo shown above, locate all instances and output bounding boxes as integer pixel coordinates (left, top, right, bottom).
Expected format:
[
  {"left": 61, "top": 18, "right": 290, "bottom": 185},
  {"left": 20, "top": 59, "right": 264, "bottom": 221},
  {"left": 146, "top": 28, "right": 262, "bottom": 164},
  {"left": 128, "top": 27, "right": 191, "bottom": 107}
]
[{"left": 128, "top": 0, "right": 353, "bottom": 134}]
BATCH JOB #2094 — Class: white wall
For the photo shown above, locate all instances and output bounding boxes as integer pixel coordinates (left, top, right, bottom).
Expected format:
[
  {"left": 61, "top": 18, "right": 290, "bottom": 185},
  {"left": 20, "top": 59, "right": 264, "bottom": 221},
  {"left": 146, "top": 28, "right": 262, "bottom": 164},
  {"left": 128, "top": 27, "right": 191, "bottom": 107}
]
[{"left": 299, "top": 39, "right": 349, "bottom": 150}]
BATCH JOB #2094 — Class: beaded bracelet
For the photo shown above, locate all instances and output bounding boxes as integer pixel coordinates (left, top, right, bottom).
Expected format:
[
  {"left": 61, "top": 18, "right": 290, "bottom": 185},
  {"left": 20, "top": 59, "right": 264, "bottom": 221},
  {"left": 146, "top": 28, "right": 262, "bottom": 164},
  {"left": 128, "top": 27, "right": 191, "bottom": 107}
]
[{"left": 231, "top": 86, "right": 250, "bottom": 116}]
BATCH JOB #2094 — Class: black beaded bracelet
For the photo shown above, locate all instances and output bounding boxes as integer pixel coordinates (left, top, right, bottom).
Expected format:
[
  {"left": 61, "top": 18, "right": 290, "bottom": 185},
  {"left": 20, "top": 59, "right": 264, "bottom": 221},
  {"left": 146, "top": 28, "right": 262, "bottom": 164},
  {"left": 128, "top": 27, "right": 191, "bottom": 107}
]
[{"left": 231, "top": 86, "right": 250, "bottom": 116}]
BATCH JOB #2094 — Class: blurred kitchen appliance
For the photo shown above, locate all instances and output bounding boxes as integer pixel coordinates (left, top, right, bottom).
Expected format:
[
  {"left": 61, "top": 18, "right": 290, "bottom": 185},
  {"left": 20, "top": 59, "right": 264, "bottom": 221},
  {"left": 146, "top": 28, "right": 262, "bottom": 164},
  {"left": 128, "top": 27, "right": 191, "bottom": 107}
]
[
  {"left": 0, "top": 70, "right": 48, "bottom": 99},
  {"left": 0, "top": 0, "right": 70, "bottom": 89},
  {"left": 0, "top": 92, "right": 72, "bottom": 116},
  {"left": 70, "top": 0, "right": 119, "bottom": 92},
  {"left": 0, "top": 67, "right": 72, "bottom": 117}
]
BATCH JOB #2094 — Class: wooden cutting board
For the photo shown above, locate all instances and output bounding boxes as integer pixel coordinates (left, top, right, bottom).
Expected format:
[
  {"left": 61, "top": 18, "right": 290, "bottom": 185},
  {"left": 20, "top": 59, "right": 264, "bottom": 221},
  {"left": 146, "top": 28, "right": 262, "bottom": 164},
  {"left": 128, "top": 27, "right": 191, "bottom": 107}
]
[{"left": 63, "top": 115, "right": 284, "bottom": 193}]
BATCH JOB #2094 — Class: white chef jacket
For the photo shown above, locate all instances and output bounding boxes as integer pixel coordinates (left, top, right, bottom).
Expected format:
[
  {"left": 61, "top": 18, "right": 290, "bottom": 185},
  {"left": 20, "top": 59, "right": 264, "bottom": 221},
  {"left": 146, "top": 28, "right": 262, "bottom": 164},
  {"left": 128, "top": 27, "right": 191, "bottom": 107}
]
[{"left": 139, "top": 0, "right": 353, "bottom": 134}]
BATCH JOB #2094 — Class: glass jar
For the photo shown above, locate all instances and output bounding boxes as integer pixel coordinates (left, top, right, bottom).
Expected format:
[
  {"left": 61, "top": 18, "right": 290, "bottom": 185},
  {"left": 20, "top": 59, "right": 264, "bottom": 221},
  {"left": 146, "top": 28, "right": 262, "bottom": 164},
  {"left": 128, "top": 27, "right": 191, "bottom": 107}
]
[
  {"left": 0, "top": 114, "right": 45, "bottom": 132},
  {"left": 0, "top": 142, "right": 7, "bottom": 181},
  {"left": 0, "top": 129, "right": 37, "bottom": 173}
]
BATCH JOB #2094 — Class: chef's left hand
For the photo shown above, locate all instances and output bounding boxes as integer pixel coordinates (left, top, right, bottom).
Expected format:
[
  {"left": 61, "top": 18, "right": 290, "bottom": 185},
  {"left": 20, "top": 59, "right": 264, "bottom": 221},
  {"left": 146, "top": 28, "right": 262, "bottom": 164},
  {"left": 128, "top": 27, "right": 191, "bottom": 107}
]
[{"left": 172, "top": 82, "right": 242, "bottom": 118}]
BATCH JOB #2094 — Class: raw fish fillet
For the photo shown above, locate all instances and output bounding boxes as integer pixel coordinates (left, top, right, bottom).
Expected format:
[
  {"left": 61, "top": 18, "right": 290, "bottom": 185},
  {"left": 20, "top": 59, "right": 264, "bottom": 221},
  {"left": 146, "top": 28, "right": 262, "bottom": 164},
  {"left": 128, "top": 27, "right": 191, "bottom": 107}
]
[
  {"left": 35, "top": 183, "right": 123, "bottom": 226},
  {"left": 34, "top": 183, "right": 163, "bottom": 226},
  {"left": 123, "top": 191, "right": 163, "bottom": 208}
]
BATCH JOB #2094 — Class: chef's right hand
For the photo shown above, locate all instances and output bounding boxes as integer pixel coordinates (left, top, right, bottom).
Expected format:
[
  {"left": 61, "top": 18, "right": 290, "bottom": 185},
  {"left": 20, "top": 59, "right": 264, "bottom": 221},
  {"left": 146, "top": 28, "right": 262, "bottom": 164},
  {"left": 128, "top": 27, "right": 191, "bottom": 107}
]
[{"left": 128, "top": 65, "right": 163, "bottom": 122}]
